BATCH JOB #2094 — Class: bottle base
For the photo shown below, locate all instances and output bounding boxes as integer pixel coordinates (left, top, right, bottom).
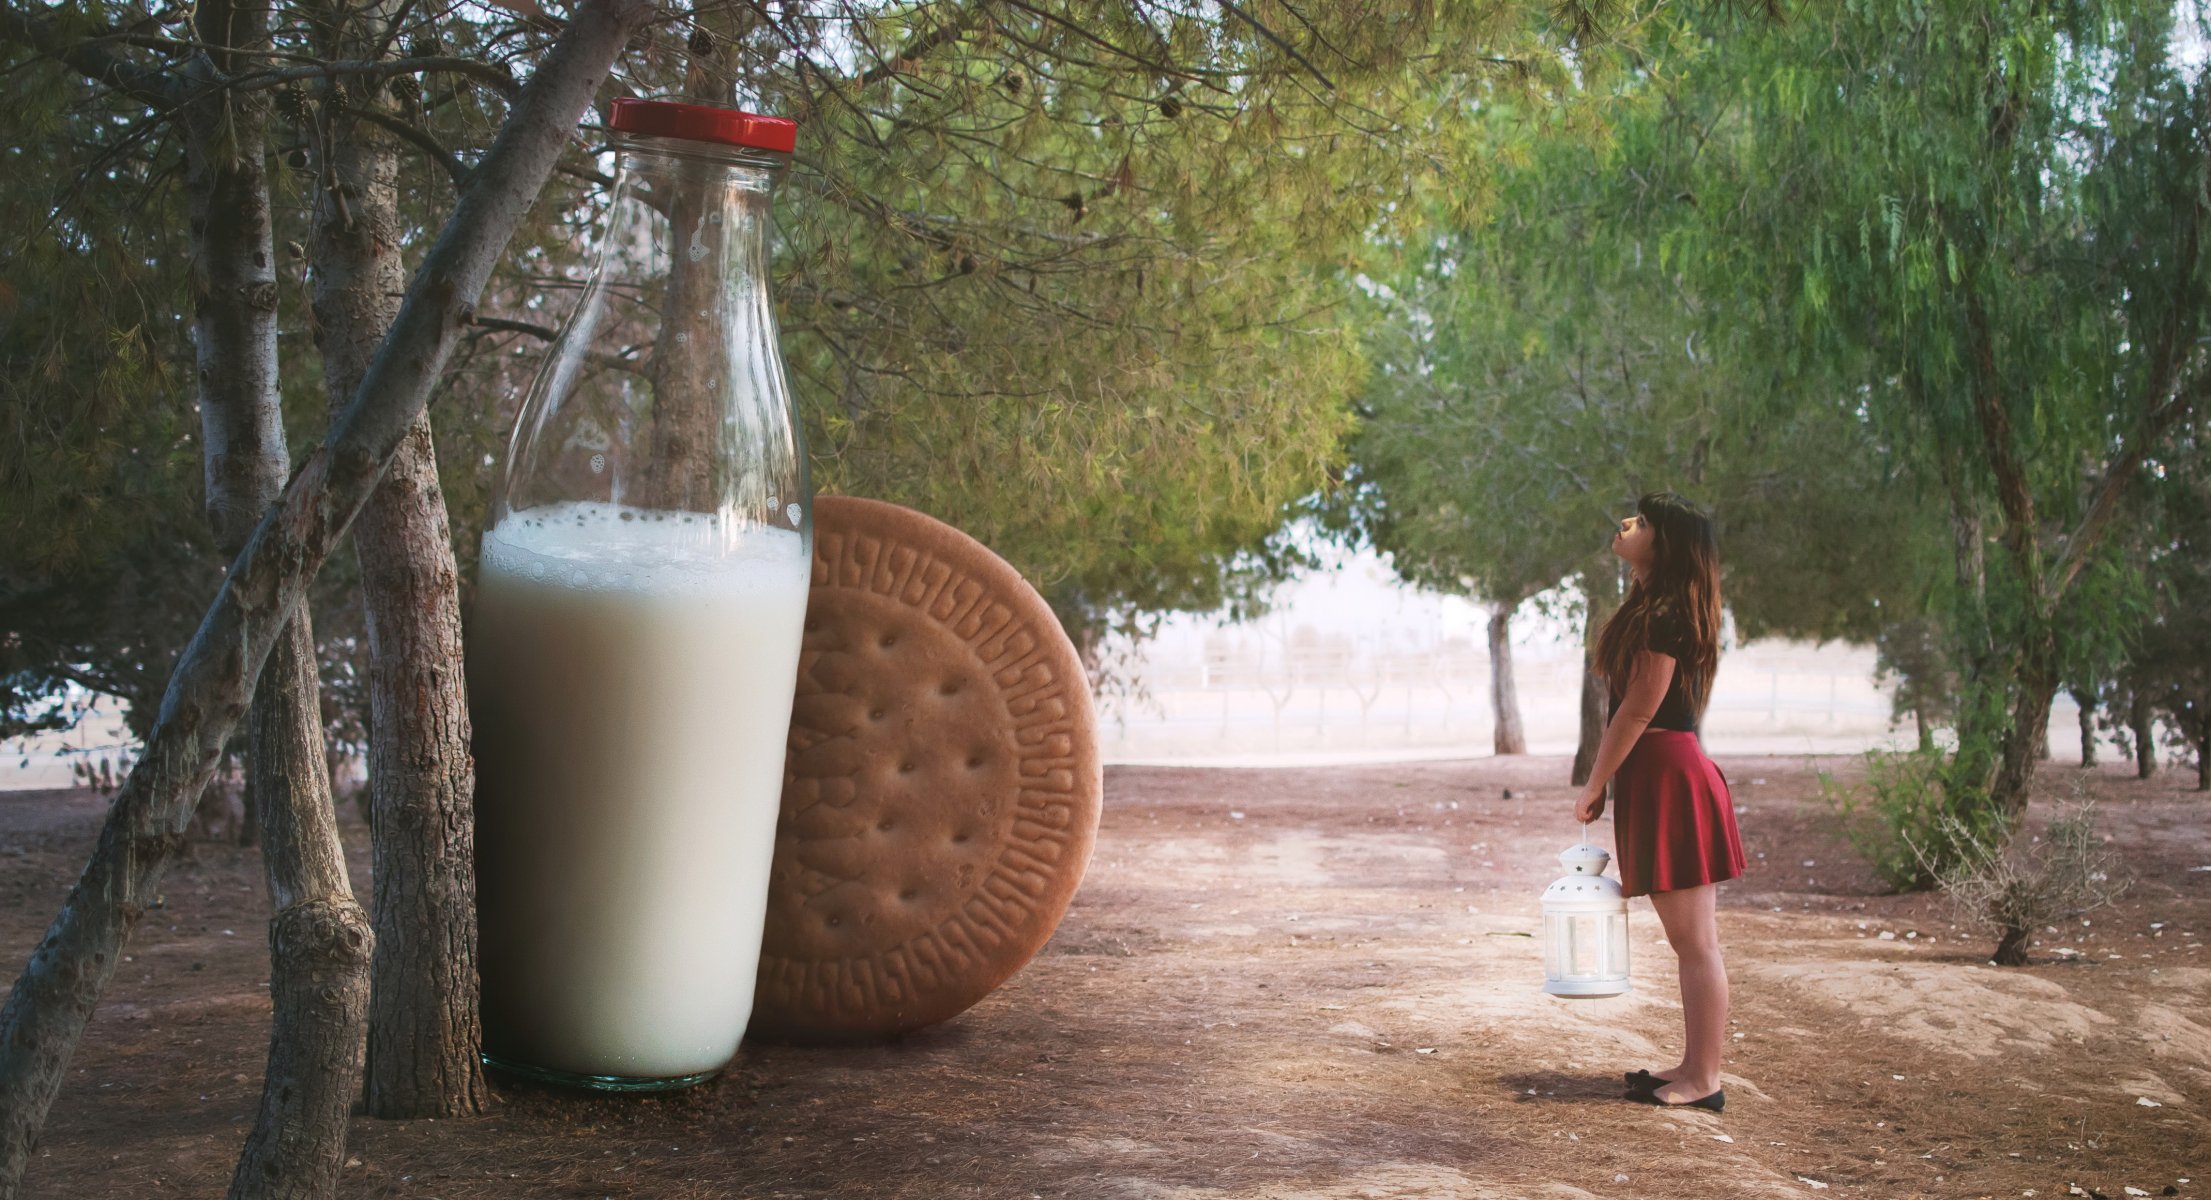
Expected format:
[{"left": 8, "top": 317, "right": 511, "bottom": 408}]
[{"left": 481, "top": 1051, "right": 720, "bottom": 1094}]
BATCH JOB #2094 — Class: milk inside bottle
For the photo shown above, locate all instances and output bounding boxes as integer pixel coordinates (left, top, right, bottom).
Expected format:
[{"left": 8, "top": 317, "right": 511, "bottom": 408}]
[{"left": 470, "top": 99, "right": 809, "bottom": 1090}]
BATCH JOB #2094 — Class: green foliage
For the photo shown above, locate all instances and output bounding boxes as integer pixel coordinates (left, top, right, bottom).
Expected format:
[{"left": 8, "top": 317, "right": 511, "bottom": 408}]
[
  {"left": 0, "top": 17, "right": 386, "bottom": 748},
  {"left": 388, "top": 1, "right": 1669, "bottom": 652},
  {"left": 1340, "top": 91, "right": 1719, "bottom": 623},
  {"left": 670, "top": 3, "right": 1634, "bottom": 643},
  {"left": 0, "top": 62, "right": 210, "bottom": 741},
  {"left": 0, "top": 104, "right": 196, "bottom": 579},
  {"left": 2131, "top": 418, "right": 2211, "bottom": 785},
  {"left": 4, "top": 0, "right": 1659, "bottom": 735},
  {"left": 1872, "top": 615, "right": 1954, "bottom": 746},
  {"left": 1818, "top": 745, "right": 2013, "bottom": 893},
  {"left": 1343, "top": 44, "right": 1943, "bottom": 643},
  {"left": 1616, "top": 0, "right": 2211, "bottom": 816}
]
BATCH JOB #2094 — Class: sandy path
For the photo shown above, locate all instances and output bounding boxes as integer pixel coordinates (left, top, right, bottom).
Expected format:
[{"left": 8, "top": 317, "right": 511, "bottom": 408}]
[{"left": 3, "top": 755, "right": 2205, "bottom": 1198}]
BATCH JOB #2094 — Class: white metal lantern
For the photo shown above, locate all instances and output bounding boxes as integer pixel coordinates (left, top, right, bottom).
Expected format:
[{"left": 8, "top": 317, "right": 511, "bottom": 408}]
[{"left": 1542, "top": 837, "right": 1630, "bottom": 998}]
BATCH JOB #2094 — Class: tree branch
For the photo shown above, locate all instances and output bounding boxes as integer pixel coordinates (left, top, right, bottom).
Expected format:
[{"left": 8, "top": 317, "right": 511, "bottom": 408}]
[
  {"left": 854, "top": 4, "right": 979, "bottom": 88},
  {"left": 0, "top": 1, "right": 190, "bottom": 107},
  {"left": 2049, "top": 72, "right": 2211, "bottom": 603},
  {"left": 346, "top": 102, "right": 469, "bottom": 186},
  {"left": 1218, "top": 0, "right": 1336, "bottom": 91},
  {"left": 229, "top": 54, "right": 520, "bottom": 98},
  {"left": 2055, "top": 371, "right": 2202, "bottom": 601},
  {"left": 1961, "top": 286, "right": 2041, "bottom": 583},
  {"left": 467, "top": 314, "right": 560, "bottom": 341}
]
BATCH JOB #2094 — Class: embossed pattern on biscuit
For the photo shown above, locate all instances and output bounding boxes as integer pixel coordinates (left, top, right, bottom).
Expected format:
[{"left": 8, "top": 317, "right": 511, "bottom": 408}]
[{"left": 753, "top": 496, "right": 1102, "bottom": 1038}]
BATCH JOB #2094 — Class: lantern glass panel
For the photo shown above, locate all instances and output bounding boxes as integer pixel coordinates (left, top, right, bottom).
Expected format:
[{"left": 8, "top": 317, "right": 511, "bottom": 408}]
[
  {"left": 1544, "top": 912, "right": 1568, "bottom": 977},
  {"left": 1570, "top": 914, "right": 1598, "bottom": 976},
  {"left": 1607, "top": 912, "right": 1629, "bottom": 975}
]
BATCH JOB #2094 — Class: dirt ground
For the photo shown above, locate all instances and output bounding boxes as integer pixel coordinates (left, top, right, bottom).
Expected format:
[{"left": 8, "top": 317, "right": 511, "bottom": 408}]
[{"left": 3, "top": 754, "right": 2207, "bottom": 1199}]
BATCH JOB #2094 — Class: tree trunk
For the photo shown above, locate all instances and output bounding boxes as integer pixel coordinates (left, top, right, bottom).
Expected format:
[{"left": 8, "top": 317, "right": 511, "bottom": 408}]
[
  {"left": 2196, "top": 720, "right": 2209, "bottom": 791},
  {"left": 2131, "top": 688, "right": 2157, "bottom": 779},
  {"left": 173, "top": 0, "right": 376, "bottom": 1189},
  {"left": 1487, "top": 599, "right": 1526, "bottom": 756},
  {"left": 230, "top": 615, "right": 374, "bottom": 1200},
  {"left": 1941, "top": 454, "right": 1991, "bottom": 661},
  {"left": 180, "top": 0, "right": 285, "bottom": 854},
  {"left": 355, "top": 426, "right": 488, "bottom": 1118},
  {"left": 1914, "top": 706, "right": 1934, "bottom": 753},
  {"left": 1993, "top": 923, "right": 2031, "bottom": 967},
  {"left": 307, "top": 0, "right": 490, "bottom": 1119},
  {"left": 1571, "top": 561, "right": 1621, "bottom": 788},
  {"left": 646, "top": 27, "right": 747, "bottom": 510},
  {"left": 1572, "top": 663, "right": 1609, "bottom": 787},
  {"left": 1988, "top": 633, "right": 2060, "bottom": 819},
  {"left": 2071, "top": 685, "right": 2097, "bottom": 767},
  {"left": 189, "top": 756, "right": 245, "bottom": 844},
  {"left": 182, "top": 39, "right": 281, "bottom": 557},
  {"left": 0, "top": 8, "right": 653, "bottom": 1188},
  {"left": 1936, "top": 451, "right": 2007, "bottom": 803}
]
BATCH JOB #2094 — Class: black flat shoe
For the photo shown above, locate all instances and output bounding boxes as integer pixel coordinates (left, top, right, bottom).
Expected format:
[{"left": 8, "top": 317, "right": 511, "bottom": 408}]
[
  {"left": 1625, "top": 1068, "right": 1673, "bottom": 1087},
  {"left": 1630, "top": 1084, "right": 1725, "bottom": 1112}
]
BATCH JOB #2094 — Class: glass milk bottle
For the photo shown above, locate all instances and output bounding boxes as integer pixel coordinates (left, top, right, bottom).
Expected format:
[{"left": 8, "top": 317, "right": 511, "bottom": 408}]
[{"left": 469, "top": 98, "right": 809, "bottom": 1091}]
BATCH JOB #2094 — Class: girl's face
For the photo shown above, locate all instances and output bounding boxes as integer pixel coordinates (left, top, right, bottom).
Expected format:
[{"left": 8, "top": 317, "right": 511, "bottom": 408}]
[{"left": 1611, "top": 511, "right": 1656, "bottom": 572}]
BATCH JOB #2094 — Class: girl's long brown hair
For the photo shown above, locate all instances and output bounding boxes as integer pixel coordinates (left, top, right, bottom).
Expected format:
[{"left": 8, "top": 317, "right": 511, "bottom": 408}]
[{"left": 1593, "top": 491, "right": 1723, "bottom": 719}]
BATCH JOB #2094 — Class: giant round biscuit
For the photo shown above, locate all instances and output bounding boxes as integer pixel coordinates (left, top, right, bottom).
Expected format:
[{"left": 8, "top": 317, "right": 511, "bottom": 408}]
[{"left": 751, "top": 495, "right": 1102, "bottom": 1039}]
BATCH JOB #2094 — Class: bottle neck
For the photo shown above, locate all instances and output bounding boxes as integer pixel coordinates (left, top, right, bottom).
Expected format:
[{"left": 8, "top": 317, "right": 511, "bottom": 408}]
[
  {"left": 493, "top": 132, "right": 805, "bottom": 536},
  {"left": 610, "top": 135, "right": 780, "bottom": 302}
]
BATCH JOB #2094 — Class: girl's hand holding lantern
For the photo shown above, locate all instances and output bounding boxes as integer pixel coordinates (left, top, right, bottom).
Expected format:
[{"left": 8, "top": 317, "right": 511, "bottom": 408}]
[{"left": 1575, "top": 784, "right": 1606, "bottom": 825}]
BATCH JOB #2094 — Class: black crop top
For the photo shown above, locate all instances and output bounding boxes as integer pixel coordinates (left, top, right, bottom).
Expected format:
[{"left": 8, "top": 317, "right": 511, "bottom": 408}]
[{"left": 1607, "top": 606, "right": 1700, "bottom": 733}]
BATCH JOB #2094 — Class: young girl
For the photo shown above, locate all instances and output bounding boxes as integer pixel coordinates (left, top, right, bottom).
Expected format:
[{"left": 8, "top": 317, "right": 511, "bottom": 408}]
[{"left": 1573, "top": 490, "right": 1746, "bottom": 1112}]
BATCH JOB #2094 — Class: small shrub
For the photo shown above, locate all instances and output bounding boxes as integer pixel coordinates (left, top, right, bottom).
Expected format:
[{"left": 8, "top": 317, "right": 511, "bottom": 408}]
[
  {"left": 1819, "top": 746, "right": 2009, "bottom": 892},
  {"left": 1911, "top": 790, "right": 2131, "bottom": 966}
]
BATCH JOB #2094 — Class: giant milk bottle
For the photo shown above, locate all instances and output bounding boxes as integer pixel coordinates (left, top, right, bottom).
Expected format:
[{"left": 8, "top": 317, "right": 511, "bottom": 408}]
[{"left": 470, "top": 99, "right": 808, "bottom": 1091}]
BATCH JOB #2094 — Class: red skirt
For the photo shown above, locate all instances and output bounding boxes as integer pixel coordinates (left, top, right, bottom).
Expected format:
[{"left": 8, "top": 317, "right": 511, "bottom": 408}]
[{"left": 1612, "top": 729, "right": 1747, "bottom": 899}]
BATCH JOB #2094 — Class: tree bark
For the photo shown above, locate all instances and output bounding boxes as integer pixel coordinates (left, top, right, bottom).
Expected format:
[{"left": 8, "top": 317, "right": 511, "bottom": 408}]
[
  {"left": 1572, "top": 656, "right": 1609, "bottom": 787},
  {"left": 1940, "top": 453, "right": 1990, "bottom": 662},
  {"left": 1487, "top": 599, "right": 1525, "bottom": 755},
  {"left": 2197, "top": 722, "right": 2209, "bottom": 791},
  {"left": 355, "top": 425, "right": 488, "bottom": 1119},
  {"left": 2131, "top": 688, "right": 2157, "bottom": 779},
  {"left": 181, "top": 47, "right": 283, "bottom": 558},
  {"left": 180, "top": 0, "right": 286, "bottom": 853},
  {"left": 1935, "top": 442, "right": 2007, "bottom": 802},
  {"left": 306, "top": 0, "right": 490, "bottom": 1120},
  {"left": 174, "top": 0, "right": 378, "bottom": 1190},
  {"left": 1988, "top": 635, "right": 2060, "bottom": 819},
  {"left": 0, "top": 6, "right": 654, "bottom": 1189},
  {"left": 1571, "top": 561, "right": 1621, "bottom": 788},
  {"left": 2071, "top": 685, "right": 2097, "bottom": 767},
  {"left": 230, "top": 616, "right": 374, "bottom": 1200},
  {"left": 644, "top": 23, "right": 751, "bottom": 510}
]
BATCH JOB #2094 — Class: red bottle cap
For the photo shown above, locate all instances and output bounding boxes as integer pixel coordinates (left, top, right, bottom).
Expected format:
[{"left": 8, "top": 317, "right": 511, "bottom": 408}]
[{"left": 606, "top": 98, "right": 797, "bottom": 153}]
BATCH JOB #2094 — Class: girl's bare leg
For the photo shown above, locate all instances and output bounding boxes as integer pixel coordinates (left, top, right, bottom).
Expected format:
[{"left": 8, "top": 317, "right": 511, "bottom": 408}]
[{"left": 1646, "top": 883, "right": 1727, "bottom": 1101}]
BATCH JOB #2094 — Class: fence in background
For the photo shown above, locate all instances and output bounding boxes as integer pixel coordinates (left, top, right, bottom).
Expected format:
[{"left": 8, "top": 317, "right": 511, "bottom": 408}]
[
  {"left": 6, "top": 634, "right": 2093, "bottom": 786},
  {"left": 1097, "top": 629, "right": 1995, "bottom": 763}
]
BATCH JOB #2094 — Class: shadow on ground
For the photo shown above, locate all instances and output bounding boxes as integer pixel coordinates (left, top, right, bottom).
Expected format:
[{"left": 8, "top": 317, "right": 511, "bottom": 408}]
[{"left": 4, "top": 756, "right": 2206, "bottom": 1198}]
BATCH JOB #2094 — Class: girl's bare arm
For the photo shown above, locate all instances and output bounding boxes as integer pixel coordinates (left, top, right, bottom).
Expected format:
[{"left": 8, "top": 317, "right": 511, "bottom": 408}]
[{"left": 1575, "top": 651, "right": 1676, "bottom": 820}]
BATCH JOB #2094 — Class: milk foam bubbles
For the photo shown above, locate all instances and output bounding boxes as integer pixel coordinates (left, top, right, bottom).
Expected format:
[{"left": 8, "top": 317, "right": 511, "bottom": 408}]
[{"left": 470, "top": 502, "right": 810, "bottom": 1080}]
